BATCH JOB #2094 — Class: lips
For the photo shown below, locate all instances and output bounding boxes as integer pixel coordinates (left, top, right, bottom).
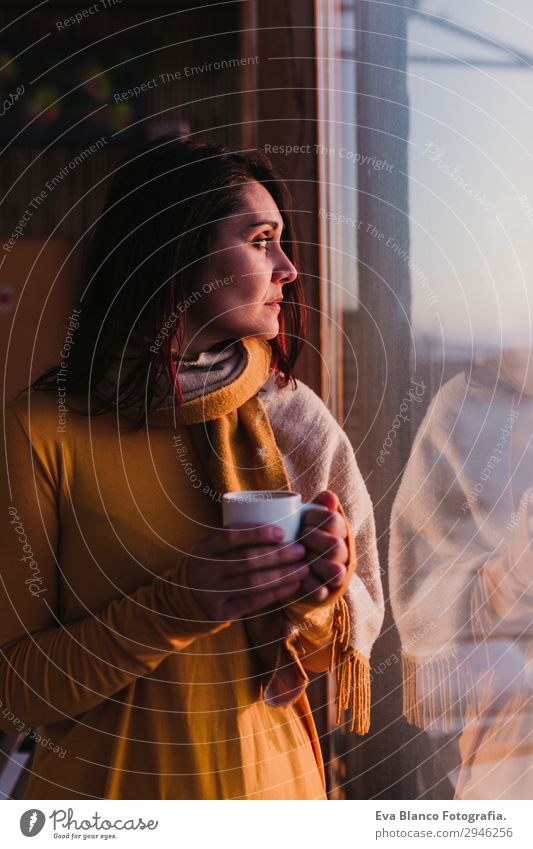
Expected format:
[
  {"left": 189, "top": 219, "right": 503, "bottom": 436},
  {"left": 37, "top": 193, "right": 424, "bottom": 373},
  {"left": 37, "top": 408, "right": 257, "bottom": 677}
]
[{"left": 265, "top": 297, "right": 283, "bottom": 305}]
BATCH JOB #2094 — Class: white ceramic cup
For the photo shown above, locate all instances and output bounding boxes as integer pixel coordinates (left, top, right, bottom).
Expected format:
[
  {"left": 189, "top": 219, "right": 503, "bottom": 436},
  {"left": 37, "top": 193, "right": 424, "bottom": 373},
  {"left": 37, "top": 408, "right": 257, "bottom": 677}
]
[{"left": 222, "top": 490, "right": 318, "bottom": 543}]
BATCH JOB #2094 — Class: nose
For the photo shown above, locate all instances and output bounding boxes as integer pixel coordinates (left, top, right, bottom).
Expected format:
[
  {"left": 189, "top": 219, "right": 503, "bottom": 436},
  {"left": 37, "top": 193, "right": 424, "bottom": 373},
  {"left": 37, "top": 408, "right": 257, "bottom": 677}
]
[{"left": 272, "top": 245, "right": 298, "bottom": 284}]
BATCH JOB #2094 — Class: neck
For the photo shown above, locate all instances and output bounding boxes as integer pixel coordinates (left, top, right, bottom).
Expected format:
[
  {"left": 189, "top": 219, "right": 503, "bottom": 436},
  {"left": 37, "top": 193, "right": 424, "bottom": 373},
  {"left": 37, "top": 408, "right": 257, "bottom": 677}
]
[{"left": 176, "top": 335, "right": 239, "bottom": 357}]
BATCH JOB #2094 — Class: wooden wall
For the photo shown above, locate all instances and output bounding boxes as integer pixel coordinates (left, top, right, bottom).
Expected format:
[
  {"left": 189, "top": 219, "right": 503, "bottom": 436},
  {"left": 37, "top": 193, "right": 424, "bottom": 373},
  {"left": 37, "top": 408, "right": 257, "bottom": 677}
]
[{"left": 0, "top": 0, "right": 321, "bottom": 398}]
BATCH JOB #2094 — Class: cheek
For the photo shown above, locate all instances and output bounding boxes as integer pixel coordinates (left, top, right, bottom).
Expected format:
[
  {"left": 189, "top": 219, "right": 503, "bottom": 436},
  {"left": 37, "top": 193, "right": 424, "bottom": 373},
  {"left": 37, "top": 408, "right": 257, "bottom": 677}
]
[
  {"left": 188, "top": 250, "right": 269, "bottom": 320},
  {"left": 212, "top": 279, "right": 267, "bottom": 312},
  {"left": 214, "top": 245, "right": 269, "bottom": 293},
  {"left": 207, "top": 243, "right": 255, "bottom": 280},
  {"left": 188, "top": 283, "right": 250, "bottom": 322},
  {"left": 187, "top": 287, "right": 225, "bottom": 319}
]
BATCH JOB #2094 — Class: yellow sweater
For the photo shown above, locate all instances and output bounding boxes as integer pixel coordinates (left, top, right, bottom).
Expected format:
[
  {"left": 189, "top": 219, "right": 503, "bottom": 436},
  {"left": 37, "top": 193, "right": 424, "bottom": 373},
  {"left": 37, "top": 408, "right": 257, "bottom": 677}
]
[{"left": 0, "top": 364, "right": 358, "bottom": 799}]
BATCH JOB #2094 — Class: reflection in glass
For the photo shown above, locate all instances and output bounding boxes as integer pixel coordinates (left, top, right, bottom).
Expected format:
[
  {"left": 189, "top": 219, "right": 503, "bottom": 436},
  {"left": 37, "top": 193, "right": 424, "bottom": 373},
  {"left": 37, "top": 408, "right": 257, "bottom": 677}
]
[{"left": 390, "top": 348, "right": 533, "bottom": 799}]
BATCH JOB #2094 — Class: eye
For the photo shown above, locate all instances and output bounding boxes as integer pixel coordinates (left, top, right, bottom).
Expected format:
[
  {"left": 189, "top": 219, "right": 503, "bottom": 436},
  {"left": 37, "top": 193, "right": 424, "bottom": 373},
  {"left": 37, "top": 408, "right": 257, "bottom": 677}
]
[{"left": 253, "top": 236, "right": 274, "bottom": 251}]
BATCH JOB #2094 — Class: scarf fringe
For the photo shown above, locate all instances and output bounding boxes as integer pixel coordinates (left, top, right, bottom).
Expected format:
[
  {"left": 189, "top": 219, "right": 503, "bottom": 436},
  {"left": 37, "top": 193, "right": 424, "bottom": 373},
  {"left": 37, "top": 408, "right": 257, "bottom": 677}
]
[
  {"left": 402, "top": 571, "right": 495, "bottom": 733},
  {"left": 401, "top": 649, "right": 480, "bottom": 732},
  {"left": 330, "top": 596, "right": 371, "bottom": 735}
]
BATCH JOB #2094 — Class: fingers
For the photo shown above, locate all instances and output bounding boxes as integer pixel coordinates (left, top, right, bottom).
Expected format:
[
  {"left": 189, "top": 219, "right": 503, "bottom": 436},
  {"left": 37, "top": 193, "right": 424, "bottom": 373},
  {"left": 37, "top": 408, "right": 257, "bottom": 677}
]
[
  {"left": 299, "top": 559, "right": 346, "bottom": 599},
  {"left": 223, "top": 541, "right": 307, "bottom": 574},
  {"left": 298, "top": 572, "right": 331, "bottom": 603},
  {"left": 196, "top": 523, "right": 285, "bottom": 556},
  {"left": 301, "top": 508, "right": 347, "bottom": 539},
  {"left": 312, "top": 490, "right": 340, "bottom": 512},
  {"left": 188, "top": 505, "right": 350, "bottom": 623},
  {"left": 299, "top": 524, "right": 350, "bottom": 597},
  {"left": 300, "top": 528, "right": 349, "bottom": 564},
  {"left": 308, "top": 559, "right": 346, "bottom": 589},
  {"left": 223, "top": 561, "right": 309, "bottom": 594},
  {"left": 224, "top": 580, "right": 303, "bottom": 618}
]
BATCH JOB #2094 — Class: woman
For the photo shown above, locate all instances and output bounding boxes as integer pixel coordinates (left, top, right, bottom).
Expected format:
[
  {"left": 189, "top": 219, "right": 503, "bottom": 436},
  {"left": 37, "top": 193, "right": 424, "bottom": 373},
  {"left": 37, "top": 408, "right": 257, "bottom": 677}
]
[{"left": 0, "top": 137, "right": 384, "bottom": 800}]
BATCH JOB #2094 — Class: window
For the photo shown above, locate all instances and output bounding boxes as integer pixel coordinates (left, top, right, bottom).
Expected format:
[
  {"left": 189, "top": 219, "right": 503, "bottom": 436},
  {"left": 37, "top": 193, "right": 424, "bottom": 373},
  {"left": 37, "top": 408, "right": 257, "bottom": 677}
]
[{"left": 317, "top": 0, "right": 533, "bottom": 800}]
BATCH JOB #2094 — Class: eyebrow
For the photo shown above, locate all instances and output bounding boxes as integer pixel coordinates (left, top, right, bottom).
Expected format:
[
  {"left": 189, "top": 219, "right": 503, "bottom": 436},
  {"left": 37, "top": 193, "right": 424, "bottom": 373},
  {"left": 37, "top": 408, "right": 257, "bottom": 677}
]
[{"left": 244, "top": 219, "right": 283, "bottom": 232}]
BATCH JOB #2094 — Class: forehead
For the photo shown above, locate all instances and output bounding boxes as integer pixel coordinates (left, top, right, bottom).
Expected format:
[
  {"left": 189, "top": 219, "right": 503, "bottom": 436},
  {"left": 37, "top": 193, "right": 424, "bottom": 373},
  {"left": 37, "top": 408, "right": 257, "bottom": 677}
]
[{"left": 235, "top": 181, "right": 283, "bottom": 227}]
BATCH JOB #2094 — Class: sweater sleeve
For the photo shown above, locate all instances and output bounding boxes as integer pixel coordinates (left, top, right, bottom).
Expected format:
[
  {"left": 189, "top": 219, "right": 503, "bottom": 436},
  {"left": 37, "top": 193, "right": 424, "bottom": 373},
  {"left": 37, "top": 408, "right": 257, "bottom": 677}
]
[{"left": 0, "top": 404, "right": 231, "bottom": 731}]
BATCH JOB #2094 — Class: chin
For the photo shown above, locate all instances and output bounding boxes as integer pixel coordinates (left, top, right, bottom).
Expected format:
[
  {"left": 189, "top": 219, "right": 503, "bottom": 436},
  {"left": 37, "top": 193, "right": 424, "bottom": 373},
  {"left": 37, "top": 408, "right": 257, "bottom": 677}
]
[
  {"left": 232, "top": 322, "right": 279, "bottom": 341},
  {"left": 255, "top": 330, "right": 279, "bottom": 343}
]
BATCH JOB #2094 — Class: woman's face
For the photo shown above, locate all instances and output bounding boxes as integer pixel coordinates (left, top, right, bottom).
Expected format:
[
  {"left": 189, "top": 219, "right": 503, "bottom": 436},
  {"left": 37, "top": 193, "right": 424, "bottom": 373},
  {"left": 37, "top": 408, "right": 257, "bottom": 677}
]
[{"left": 181, "top": 180, "right": 298, "bottom": 354}]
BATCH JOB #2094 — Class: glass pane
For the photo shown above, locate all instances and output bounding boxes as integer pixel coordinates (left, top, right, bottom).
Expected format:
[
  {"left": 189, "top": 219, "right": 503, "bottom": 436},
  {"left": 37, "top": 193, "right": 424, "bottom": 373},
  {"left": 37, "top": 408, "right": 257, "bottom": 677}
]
[{"left": 318, "top": 0, "right": 533, "bottom": 799}]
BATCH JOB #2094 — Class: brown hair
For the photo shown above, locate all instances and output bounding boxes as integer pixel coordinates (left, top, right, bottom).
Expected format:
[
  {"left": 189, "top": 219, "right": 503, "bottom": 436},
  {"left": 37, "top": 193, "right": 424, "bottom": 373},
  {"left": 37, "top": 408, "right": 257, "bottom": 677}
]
[{"left": 31, "top": 135, "right": 306, "bottom": 430}]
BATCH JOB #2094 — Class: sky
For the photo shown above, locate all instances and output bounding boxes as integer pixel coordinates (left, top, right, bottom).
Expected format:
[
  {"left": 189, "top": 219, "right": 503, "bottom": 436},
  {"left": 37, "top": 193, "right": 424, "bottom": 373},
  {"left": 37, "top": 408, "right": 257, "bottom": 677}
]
[
  {"left": 407, "top": 0, "right": 533, "bottom": 346},
  {"left": 333, "top": 0, "right": 533, "bottom": 348}
]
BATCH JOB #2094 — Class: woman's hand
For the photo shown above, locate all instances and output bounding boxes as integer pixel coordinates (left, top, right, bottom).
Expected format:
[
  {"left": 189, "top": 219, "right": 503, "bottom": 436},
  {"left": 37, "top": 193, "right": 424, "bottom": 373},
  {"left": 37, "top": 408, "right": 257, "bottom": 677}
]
[
  {"left": 297, "top": 490, "right": 350, "bottom": 605},
  {"left": 186, "top": 524, "right": 310, "bottom": 622}
]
